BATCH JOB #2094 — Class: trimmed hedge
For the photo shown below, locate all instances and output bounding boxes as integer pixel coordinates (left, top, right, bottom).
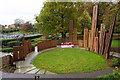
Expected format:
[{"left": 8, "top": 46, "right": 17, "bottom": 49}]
[
  {"left": 0, "top": 48, "right": 13, "bottom": 52},
  {"left": 0, "top": 38, "right": 20, "bottom": 46},
  {"left": 1, "top": 34, "right": 42, "bottom": 46},
  {"left": 7, "top": 41, "right": 21, "bottom": 47},
  {"left": 25, "top": 34, "right": 42, "bottom": 40}
]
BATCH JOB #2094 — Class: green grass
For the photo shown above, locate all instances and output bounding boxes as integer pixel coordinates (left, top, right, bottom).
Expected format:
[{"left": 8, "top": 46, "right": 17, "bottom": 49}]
[
  {"left": 33, "top": 48, "right": 110, "bottom": 74},
  {"left": 111, "top": 40, "right": 120, "bottom": 48}
]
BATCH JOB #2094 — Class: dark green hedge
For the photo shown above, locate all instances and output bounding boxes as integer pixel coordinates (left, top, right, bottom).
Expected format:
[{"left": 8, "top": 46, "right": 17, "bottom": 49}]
[{"left": 0, "top": 48, "right": 13, "bottom": 52}]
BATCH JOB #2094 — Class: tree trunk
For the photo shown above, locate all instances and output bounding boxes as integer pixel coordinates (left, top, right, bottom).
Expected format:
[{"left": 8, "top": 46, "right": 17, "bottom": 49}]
[{"left": 61, "top": 32, "right": 66, "bottom": 39}]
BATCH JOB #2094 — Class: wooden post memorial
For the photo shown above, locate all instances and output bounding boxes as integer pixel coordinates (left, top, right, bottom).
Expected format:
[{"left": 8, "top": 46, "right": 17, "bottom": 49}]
[{"left": 80, "top": 5, "right": 116, "bottom": 59}]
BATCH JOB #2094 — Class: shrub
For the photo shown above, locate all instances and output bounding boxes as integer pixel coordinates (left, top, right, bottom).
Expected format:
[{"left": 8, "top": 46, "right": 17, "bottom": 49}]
[
  {"left": 110, "top": 58, "right": 120, "bottom": 67},
  {"left": 2, "top": 28, "right": 19, "bottom": 33},
  {"left": 0, "top": 48, "right": 13, "bottom": 52},
  {"left": 32, "top": 42, "right": 37, "bottom": 46},
  {"left": 2, "top": 45, "right": 8, "bottom": 48},
  {"left": 97, "top": 67, "right": 120, "bottom": 79}
]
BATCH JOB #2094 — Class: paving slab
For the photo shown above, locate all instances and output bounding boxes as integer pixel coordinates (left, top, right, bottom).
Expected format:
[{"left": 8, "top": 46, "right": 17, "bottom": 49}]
[
  {"left": 14, "top": 66, "right": 36, "bottom": 74},
  {"left": 26, "top": 68, "right": 39, "bottom": 74},
  {"left": 37, "top": 70, "right": 45, "bottom": 74}
]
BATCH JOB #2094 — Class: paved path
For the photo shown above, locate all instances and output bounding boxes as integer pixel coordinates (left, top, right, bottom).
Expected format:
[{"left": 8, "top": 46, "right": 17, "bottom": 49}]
[
  {"left": 14, "top": 46, "right": 56, "bottom": 74},
  {"left": 110, "top": 52, "right": 120, "bottom": 57},
  {"left": 1, "top": 68, "right": 115, "bottom": 78}
]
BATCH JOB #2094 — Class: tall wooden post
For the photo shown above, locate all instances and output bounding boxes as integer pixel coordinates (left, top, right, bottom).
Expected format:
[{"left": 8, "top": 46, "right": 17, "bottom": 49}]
[
  {"left": 84, "top": 28, "right": 89, "bottom": 48},
  {"left": 95, "top": 28, "right": 99, "bottom": 37},
  {"left": 73, "top": 28, "right": 78, "bottom": 44},
  {"left": 21, "top": 37, "right": 25, "bottom": 46},
  {"left": 99, "top": 24, "right": 105, "bottom": 55},
  {"left": 69, "top": 20, "right": 73, "bottom": 42},
  {"left": 78, "top": 40, "right": 83, "bottom": 47},
  {"left": 88, "top": 30, "right": 91, "bottom": 48},
  {"left": 90, "top": 5, "right": 98, "bottom": 52},
  {"left": 94, "top": 37, "right": 98, "bottom": 53},
  {"left": 104, "top": 17, "right": 116, "bottom": 59}
]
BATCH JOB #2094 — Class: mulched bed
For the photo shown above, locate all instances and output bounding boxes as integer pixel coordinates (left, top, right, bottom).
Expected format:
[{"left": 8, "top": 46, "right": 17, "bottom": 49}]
[
  {"left": 107, "top": 56, "right": 120, "bottom": 68},
  {"left": 113, "top": 34, "right": 120, "bottom": 37},
  {"left": 1, "top": 64, "right": 17, "bottom": 73},
  {"left": 114, "top": 38, "right": 120, "bottom": 40}
]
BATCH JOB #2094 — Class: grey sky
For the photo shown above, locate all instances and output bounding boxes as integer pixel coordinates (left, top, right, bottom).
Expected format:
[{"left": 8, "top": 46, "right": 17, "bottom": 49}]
[
  {"left": 0, "top": 0, "right": 118, "bottom": 25},
  {"left": 0, "top": 0, "right": 46, "bottom": 25}
]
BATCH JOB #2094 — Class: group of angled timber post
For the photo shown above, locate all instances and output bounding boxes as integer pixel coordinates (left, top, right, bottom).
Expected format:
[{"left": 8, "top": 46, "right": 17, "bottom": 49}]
[
  {"left": 69, "top": 5, "right": 116, "bottom": 59},
  {"left": 13, "top": 37, "right": 34, "bottom": 61}
]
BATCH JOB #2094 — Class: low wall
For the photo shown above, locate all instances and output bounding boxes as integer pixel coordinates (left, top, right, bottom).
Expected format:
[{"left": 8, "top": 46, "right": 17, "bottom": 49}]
[{"left": 38, "top": 40, "right": 57, "bottom": 52}]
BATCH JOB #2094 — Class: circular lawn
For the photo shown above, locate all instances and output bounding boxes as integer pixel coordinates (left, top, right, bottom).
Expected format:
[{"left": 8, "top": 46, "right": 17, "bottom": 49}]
[{"left": 33, "top": 48, "right": 110, "bottom": 74}]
